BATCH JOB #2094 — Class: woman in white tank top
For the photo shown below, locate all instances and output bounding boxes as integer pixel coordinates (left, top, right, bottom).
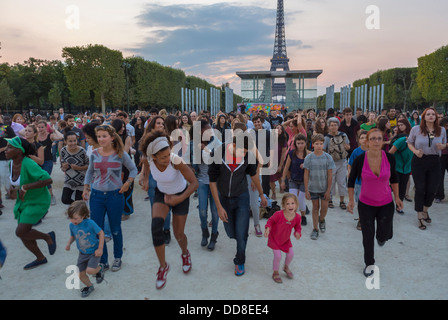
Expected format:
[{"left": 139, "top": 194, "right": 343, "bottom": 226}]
[{"left": 140, "top": 131, "right": 198, "bottom": 290}]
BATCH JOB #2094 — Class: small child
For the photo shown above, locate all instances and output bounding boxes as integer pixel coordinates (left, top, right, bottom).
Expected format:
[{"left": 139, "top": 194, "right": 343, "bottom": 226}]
[
  {"left": 65, "top": 200, "right": 105, "bottom": 298},
  {"left": 304, "top": 134, "right": 336, "bottom": 240},
  {"left": 264, "top": 193, "right": 302, "bottom": 283}
]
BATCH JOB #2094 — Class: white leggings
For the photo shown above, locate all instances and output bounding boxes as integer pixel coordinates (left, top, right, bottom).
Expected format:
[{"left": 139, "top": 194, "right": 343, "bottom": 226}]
[{"left": 289, "top": 188, "right": 306, "bottom": 213}]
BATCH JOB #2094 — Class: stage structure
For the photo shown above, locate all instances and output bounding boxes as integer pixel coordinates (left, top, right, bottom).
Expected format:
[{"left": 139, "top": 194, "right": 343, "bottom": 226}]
[{"left": 236, "top": 0, "right": 322, "bottom": 111}]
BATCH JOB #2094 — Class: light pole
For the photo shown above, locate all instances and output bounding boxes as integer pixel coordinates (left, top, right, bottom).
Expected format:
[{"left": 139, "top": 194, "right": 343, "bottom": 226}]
[{"left": 123, "top": 62, "right": 130, "bottom": 114}]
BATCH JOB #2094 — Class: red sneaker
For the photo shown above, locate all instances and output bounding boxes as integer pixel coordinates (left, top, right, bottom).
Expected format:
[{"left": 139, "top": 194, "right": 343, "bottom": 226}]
[
  {"left": 181, "top": 251, "right": 192, "bottom": 274},
  {"left": 156, "top": 263, "right": 169, "bottom": 289}
]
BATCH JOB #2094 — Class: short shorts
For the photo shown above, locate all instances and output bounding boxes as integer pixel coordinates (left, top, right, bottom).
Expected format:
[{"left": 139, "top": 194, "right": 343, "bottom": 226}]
[
  {"left": 154, "top": 187, "right": 190, "bottom": 216},
  {"left": 77, "top": 252, "right": 101, "bottom": 272},
  {"left": 309, "top": 192, "right": 326, "bottom": 201}
]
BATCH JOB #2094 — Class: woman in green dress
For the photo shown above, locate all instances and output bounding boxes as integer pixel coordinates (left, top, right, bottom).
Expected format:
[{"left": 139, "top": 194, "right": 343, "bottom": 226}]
[{"left": 5, "top": 136, "right": 56, "bottom": 270}]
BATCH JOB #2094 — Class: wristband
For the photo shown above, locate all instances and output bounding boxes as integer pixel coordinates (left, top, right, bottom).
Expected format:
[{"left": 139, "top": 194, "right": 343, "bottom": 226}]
[{"left": 21, "top": 185, "right": 27, "bottom": 192}]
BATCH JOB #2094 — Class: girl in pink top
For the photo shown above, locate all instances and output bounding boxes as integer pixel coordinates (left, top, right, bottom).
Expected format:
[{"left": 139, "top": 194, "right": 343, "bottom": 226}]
[
  {"left": 282, "top": 114, "right": 307, "bottom": 152},
  {"left": 264, "top": 193, "right": 302, "bottom": 283}
]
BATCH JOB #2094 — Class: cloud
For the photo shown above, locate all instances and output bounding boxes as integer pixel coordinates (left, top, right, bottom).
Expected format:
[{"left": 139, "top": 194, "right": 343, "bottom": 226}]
[
  {"left": 131, "top": 3, "right": 310, "bottom": 68},
  {"left": 126, "top": 2, "right": 313, "bottom": 93}
]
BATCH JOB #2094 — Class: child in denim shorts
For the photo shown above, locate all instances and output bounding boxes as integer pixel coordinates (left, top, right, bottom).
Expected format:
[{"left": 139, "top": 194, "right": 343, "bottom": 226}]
[{"left": 304, "top": 134, "right": 335, "bottom": 240}]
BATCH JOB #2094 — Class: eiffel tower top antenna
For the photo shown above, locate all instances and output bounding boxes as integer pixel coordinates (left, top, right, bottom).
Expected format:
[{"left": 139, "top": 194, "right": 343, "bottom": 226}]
[{"left": 271, "top": 0, "right": 290, "bottom": 72}]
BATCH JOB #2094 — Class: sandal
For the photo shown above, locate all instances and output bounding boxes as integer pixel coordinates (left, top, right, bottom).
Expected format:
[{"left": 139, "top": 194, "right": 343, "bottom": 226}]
[
  {"left": 404, "top": 196, "right": 412, "bottom": 202},
  {"left": 356, "top": 220, "right": 362, "bottom": 231},
  {"left": 272, "top": 272, "right": 282, "bottom": 283},
  {"left": 328, "top": 200, "right": 334, "bottom": 208},
  {"left": 423, "top": 211, "right": 432, "bottom": 224},
  {"left": 340, "top": 202, "right": 347, "bottom": 210},
  {"left": 418, "top": 219, "right": 427, "bottom": 230},
  {"left": 283, "top": 266, "right": 294, "bottom": 279}
]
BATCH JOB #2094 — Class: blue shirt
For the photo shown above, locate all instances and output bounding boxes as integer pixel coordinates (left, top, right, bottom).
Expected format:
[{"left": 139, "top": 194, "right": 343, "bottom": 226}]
[
  {"left": 348, "top": 147, "right": 367, "bottom": 185},
  {"left": 70, "top": 219, "right": 102, "bottom": 254}
]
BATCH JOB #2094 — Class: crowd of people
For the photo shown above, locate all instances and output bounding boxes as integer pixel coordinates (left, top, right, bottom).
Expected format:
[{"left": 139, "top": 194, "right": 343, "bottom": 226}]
[{"left": 0, "top": 104, "right": 447, "bottom": 294}]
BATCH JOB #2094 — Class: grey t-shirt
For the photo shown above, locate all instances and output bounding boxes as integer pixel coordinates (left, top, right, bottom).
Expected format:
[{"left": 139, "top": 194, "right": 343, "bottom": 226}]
[
  {"left": 303, "top": 152, "right": 336, "bottom": 193},
  {"left": 407, "top": 126, "right": 447, "bottom": 156}
]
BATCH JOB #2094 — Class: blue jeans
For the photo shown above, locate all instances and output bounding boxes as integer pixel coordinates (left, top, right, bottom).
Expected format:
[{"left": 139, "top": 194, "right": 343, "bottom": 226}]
[
  {"left": 0, "top": 239, "right": 6, "bottom": 267},
  {"left": 198, "top": 182, "right": 218, "bottom": 234},
  {"left": 148, "top": 173, "right": 171, "bottom": 230},
  {"left": 220, "top": 191, "right": 250, "bottom": 265},
  {"left": 89, "top": 189, "right": 124, "bottom": 265},
  {"left": 41, "top": 160, "right": 53, "bottom": 190},
  {"left": 51, "top": 143, "right": 58, "bottom": 163}
]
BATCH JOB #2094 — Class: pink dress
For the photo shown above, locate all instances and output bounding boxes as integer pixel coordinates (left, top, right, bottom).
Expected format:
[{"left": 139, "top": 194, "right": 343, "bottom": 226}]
[{"left": 265, "top": 210, "right": 302, "bottom": 253}]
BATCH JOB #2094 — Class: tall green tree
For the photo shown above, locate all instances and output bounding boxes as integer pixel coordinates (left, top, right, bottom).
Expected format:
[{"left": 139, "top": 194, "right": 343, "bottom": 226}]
[
  {"left": 416, "top": 45, "right": 448, "bottom": 106},
  {"left": 62, "top": 44, "right": 125, "bottom": 113},
  {"left": 0, "top": 78, "right": 16, "bottom": 112}
]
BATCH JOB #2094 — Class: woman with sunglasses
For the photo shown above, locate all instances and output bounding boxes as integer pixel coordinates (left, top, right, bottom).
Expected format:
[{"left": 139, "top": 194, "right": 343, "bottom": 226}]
[
  {"left": 407, "top": 108, "right": 447, "bottom": 230},
  {"left": 347, "top": 129, "right": 402, "bottom": 277}
]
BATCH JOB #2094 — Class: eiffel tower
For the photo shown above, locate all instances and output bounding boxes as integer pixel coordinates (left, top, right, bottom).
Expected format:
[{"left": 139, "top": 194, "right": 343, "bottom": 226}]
[
  {"left": 271, "top": 0, "right": 290, "bottom": 72},
  {"left": 270, "top": 0, "right": 290, "bottom": 103},
  {"left": 236, "top": 0, "right": 322, "bottom": 110}
]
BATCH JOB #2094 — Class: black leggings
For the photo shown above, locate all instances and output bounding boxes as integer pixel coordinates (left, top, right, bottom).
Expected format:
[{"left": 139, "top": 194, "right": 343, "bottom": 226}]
[
  {"left": 411, "top": 155, "right": 441, "bottom": 212},
  {"left": 61, "top": 187, "right": 83, "bottom": 205},
  {"left": 358, "top": 200, "right": 394, "bottom": 267},
  {"left": 396, "top": 172, "right": 410, "bottom": 202}
]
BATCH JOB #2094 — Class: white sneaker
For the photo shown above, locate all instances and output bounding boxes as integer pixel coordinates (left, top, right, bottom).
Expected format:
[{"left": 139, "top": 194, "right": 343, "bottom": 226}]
[
  {"left": 111, "top": 258, "right": 122, "bottom": 272},
  {"left": 51, "top": 195, "right": 56, "bottom": 206}
]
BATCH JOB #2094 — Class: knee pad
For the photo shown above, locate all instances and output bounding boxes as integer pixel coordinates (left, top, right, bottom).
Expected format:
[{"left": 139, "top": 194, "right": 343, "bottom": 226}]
[{"left": 151, "top": 217, "right": 165, "bottom": 246}]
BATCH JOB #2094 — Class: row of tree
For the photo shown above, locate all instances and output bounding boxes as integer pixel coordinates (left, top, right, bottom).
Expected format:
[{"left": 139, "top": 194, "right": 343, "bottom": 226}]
[
  {"left": 317, "top": 45, "right": 448, "bottom": 112},
  {"left": 0, "top": 44, "right": 242, "bottom": 114}
]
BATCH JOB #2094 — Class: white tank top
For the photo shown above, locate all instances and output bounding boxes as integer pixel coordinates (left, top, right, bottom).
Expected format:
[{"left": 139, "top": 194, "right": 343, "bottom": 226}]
[{"left": 150, "top": 153, "right": 187, "bottom": 194}]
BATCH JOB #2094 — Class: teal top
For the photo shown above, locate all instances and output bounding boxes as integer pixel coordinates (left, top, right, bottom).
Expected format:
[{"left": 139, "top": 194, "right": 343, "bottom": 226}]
[{"left": 392, "top": 136, "right": 413, "bottom": 174}]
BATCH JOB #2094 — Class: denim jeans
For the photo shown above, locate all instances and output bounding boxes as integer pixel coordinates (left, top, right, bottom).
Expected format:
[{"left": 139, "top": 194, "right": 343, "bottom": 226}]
[
  {"left": 41, "top": 160, "right": 53, "bottom": 189},
  {"left": 220, "top": 191, "right": 250, "bottom": 265},
  {"left": 0, "top": 239, "right": 6, "bottom": 266},
  {"left": 51, "top": 143, "right": 58, "bottom": 163},
  {"left": 89, "top": 189, "right": 124, "bottom": 265},
  {"left": 148, "top": 173, "right": 171, "bottom": 229},
  {"left": 198, "top": 181, "right": 218, "bottom": 234},
  {"left": 247, "top": 175, "right": 260, "bottom": 226}
]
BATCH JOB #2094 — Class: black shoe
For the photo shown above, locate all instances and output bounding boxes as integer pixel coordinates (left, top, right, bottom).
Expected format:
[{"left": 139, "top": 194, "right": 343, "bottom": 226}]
[
  {"left": 81, "top": 285, "right": 94, "bottom": 298},
  {"left": 201, "top": 228, "right": 209, "bottom": 247},
  {"left": 164, "top": 229, "right": 171, "bottom": 245},
  {"left": 24, "top": 258, "right": 48, "bottom": 270},
  {"left": 377, "top": 239, "right": 386, "bottom": 247},
  {"left": 396, "top": 206, "right": 404, "bottom": 215},
  {"left": 95, "top": 264, "right": 105, "bottom": 284},
  {"left": 363, "top": 266, "right": 374, "bottom": 277},
  {"left": 48, "top": 231, "right": 56, "bottom": 255},
  {"left": 301, "top": 216, "right": 307, "bottom": 226},
  {"left": 208, "top": 232, "right": 218, "bottom": 251}
]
